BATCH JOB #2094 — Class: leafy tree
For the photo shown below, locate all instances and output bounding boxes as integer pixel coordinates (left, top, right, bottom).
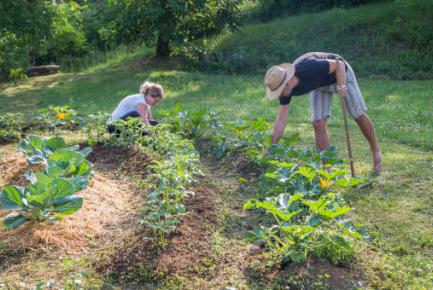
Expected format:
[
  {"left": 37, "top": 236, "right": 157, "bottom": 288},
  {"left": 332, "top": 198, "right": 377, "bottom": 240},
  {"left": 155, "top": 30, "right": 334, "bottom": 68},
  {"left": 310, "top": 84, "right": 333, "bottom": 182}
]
[
  {"left": 113, "top": 0, "right": 241, "bottom": 57},
  {"left": 0, "top": 0, "right": 54, "bottom": 64}
]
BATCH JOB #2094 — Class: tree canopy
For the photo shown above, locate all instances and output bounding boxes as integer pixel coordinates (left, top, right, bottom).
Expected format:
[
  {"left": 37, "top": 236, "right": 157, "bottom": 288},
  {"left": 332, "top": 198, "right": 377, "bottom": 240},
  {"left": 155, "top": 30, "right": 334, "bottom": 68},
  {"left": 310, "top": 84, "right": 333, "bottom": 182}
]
[{"left": 0, "top": 0, "right": 241, "bottom": 79}]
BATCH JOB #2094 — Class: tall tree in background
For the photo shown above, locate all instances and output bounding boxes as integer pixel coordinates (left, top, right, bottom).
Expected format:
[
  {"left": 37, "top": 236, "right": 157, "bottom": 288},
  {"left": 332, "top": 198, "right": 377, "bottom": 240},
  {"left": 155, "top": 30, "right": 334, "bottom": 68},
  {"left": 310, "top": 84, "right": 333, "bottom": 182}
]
[
  {"left": 0, "top": 0, "right": 53, "bottom": 65},
  {"left": 113, "top": 0, "right": 241, "bottom": 58}
]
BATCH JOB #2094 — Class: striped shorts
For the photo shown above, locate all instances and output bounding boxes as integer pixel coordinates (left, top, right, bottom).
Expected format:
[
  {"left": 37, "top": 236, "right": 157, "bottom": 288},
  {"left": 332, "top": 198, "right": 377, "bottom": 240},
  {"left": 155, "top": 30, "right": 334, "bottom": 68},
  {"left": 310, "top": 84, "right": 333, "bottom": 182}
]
[{"left": 310, "top": 63, "right": 367, "bottom": 121}]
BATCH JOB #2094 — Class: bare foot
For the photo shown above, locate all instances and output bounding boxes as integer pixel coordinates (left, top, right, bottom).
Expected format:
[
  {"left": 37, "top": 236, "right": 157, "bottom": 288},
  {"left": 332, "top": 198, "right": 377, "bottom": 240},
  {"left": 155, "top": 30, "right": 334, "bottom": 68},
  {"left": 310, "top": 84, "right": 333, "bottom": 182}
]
[{"left": 373, "top": 150, "right": 382, "bottom": 171}]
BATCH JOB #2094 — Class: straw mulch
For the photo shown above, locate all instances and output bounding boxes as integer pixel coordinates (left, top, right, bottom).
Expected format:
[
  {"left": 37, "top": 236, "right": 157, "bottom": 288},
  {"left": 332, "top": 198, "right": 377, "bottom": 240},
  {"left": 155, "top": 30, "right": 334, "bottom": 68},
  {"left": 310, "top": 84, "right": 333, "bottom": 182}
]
[{"left": 0, "top": 151, "right": 144, "bottom": 256}]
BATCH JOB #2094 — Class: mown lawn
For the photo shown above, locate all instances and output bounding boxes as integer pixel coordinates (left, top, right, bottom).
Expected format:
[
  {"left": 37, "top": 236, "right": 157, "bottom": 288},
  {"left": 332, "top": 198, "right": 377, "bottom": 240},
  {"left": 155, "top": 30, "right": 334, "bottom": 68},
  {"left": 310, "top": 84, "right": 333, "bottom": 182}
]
[{"left": 0, "top": 57, "right": 432, "bottom": 288}]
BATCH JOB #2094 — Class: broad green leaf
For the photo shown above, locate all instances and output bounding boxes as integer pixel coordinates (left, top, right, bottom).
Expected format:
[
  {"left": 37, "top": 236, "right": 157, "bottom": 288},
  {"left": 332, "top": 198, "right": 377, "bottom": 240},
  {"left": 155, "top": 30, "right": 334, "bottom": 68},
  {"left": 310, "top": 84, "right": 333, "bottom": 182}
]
[
  {"left": 53, "top": 195, "right": 83, "bottom": 217},
  {"left": 319, "top": 206, "right": 352, "bottom": 220},
  {"left": 331, "top": 234, "right": 350, "bottom": 248},
  {"left": 298, "top": 167, "right": 316, "bottom": 183},
  {"left": 70, "top": 176, "right": 89, "bottom": 191},
  {"left": 51, "top": 179, "right": 75, "bottom": 201},
  {"left": 289, "top": 193, "right": 304, "bottom": 205},
  {"left": 281, "top": 250, "right": 305, "bottom": 267},
  {"left": 245, "top": 226, "right": 269, "bottom": 243},
  {"left": 3, "top": 213, "right": 27, "bottom": 229},
  {"left": 306, "top": 215, "right": 322, "bottom": 226},
  {"left": 0, "top": 186, "right": 24, "bottom": 210},
  {"left": 28, "top": 155, "right": 46, "bottom": 165},
  {"left": 46, "top": 137, "right": 66, "bottom": 151},
  {"left": 338, "top": 220, "right": 367, "bottom": 239}
]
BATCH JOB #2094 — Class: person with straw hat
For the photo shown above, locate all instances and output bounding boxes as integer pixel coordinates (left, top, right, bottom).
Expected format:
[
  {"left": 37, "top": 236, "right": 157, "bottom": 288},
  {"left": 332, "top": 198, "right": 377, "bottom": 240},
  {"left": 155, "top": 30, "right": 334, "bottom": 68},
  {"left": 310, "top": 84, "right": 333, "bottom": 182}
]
[{"left": 265, "top": 52, "right": 382, "bottom": 171}]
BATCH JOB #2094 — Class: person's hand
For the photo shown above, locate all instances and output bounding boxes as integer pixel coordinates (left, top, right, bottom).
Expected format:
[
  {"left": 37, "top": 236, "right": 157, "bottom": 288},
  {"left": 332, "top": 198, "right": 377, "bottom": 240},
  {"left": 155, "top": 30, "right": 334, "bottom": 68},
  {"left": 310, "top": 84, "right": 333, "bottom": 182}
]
[{"left": 336, "top": 84, "right": 347, "bottom": 97}]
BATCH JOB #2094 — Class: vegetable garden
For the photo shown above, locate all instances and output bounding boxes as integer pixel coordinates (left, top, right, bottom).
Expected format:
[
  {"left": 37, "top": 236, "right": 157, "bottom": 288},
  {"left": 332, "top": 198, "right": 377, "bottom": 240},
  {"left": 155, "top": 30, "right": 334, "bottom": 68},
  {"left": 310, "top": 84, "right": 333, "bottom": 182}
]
[{"left": 0, "top": 105, "right": 377, "bottom": 288}]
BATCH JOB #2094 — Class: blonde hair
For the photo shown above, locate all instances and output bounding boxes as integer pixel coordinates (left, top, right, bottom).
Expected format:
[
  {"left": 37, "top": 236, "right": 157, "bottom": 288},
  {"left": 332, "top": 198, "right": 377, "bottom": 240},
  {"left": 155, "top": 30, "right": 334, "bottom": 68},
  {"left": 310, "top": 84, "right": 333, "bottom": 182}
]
[{"left": 140, "top": 81, "right": 165, "bottom": 99}]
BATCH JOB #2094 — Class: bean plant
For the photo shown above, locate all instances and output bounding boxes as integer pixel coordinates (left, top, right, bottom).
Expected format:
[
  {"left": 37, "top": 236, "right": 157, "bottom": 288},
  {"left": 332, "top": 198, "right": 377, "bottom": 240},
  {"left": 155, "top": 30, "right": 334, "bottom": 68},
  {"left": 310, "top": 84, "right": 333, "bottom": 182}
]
[
  {"left": 83, "top": 112, "right": 111, "bottom": 145},
  {"left": 107, "top": 118, "right": 203, "bottom": 247}
]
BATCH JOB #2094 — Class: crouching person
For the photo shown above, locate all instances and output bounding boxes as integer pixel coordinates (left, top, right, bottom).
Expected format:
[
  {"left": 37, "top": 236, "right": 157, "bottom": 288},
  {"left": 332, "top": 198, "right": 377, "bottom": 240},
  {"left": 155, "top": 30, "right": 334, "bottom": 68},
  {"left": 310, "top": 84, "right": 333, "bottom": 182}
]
[{"left": 107, "top": 81, "right": 165, "bottom": 134}]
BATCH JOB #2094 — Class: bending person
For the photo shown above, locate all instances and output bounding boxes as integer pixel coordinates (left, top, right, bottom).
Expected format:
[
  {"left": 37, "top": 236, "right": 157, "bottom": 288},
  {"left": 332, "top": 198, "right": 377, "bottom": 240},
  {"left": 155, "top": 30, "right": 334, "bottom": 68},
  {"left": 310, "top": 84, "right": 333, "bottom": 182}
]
[{"left": 264, "top": 52, "right": 381, "bottom": 171}]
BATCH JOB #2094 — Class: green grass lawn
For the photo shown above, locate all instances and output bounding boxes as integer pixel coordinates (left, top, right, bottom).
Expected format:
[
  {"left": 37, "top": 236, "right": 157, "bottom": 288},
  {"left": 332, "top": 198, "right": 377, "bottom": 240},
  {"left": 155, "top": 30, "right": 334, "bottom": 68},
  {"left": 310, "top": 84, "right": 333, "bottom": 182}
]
[
  {"left": 1, "top": 57, "right": 432, "bottom": 288},
  {"left": 197, "top": 1, "right": 433, "bottom": 79}
]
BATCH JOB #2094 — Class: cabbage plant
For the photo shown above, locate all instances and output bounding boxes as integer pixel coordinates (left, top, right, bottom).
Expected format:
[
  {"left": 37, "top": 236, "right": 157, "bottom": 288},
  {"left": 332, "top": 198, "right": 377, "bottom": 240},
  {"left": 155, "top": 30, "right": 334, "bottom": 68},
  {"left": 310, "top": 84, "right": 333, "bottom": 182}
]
[{"left": 0, "top": 176, "right": 83, "bottom": 229}]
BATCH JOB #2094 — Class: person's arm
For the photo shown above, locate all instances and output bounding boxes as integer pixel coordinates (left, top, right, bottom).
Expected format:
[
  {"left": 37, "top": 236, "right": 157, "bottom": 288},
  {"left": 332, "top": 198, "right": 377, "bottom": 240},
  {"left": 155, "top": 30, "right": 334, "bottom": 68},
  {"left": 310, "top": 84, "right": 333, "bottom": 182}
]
[
  {"left": 146, "top": 106, "right": 153, "bottom": 120},
  {"left": 272, "top": 104, "right": 290, "bottom": 144},
  {"left": 136, "top": 103, "right": 150, "bottom": 126},
  {"left": 327, "top": 58, "right": 347, "bottom": 97}
]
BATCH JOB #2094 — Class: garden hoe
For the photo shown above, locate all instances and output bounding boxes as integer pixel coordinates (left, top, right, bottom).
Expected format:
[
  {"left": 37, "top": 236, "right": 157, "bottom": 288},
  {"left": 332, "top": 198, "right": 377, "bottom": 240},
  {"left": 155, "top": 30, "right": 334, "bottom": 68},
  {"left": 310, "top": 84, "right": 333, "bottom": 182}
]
[{"left": 336, "top": 58, "right": 372, "bottom": 189}]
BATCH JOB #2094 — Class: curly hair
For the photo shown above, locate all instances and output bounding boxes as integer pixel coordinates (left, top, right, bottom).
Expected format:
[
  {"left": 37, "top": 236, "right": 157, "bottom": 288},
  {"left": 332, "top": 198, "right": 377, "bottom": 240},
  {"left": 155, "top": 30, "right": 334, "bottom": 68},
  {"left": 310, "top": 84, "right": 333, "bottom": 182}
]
[{"left": 140, "top": 81, "right": 165, "bottom": 99}]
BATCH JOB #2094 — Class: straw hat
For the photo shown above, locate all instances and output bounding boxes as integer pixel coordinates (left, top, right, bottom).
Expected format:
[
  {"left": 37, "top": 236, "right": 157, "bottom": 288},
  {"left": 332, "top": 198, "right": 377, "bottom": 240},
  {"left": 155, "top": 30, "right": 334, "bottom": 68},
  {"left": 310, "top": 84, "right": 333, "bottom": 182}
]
[{"left": 265, "top": 63, "right": 295, "bottom": 100}]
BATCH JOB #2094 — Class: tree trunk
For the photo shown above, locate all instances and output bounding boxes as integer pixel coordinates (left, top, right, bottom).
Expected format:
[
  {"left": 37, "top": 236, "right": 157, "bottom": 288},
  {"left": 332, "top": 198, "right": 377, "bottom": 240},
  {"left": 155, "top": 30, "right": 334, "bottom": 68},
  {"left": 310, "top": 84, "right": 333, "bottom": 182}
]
[{"left": 156, "top": 35, "right": 170, "bottom": 58}]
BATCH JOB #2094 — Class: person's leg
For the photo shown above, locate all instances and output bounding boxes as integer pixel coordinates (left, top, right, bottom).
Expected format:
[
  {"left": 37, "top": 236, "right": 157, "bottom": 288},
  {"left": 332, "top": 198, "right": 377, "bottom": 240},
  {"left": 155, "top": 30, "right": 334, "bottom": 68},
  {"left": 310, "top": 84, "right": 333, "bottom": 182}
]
[
  {"left": 354, "top": 114, "right": 382, "bottom": 170},
  {"left": 312, "top": 118, "right": 330, "bottom": 151},
  {"left": 345, "top": 64, "right": 382, "bottom": 170},
  {"left": 119, "top": 111, "right": 141, "bottom": 120},
  {"left": 310, "top": 88, "right": 333, "bottom": 151}
]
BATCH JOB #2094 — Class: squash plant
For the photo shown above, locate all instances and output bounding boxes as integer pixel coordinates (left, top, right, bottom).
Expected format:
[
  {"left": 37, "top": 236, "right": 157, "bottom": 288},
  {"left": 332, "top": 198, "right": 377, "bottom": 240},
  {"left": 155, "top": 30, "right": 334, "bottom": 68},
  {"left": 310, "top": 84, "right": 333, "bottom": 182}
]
[
  {"left": 243, "top": 145, "right": 367, "bottom": 265},
  {"left": 31, "top": 105, "right": 82, "bottom": 131}
]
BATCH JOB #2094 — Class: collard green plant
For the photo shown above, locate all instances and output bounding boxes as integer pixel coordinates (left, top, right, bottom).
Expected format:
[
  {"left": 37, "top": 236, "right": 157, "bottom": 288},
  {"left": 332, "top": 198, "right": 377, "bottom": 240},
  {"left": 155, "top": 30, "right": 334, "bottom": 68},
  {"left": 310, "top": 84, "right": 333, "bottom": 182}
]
[
  {"left": 1, "top": 135, "right": 93, "bottom": 229},
  {"left": 0, "top": 176, "right": 83, "bottom": 229},
  {"left": 18, "top": 135, "right": 68, "bottom": 164},
  {"left": 18, "top": 134, "right": 91, "bottom": 167}
]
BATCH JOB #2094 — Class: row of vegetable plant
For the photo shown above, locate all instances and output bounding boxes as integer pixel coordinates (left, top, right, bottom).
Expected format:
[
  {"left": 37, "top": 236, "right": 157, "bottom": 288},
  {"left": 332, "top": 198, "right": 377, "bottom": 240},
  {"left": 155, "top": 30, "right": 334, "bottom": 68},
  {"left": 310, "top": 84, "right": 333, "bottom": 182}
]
[
  {"left": 98, "top": 118, "right": 204, "bottom": 247},
  {"left": 0, "top": 135, "right": 93, "bottom": 229},
  {"left": 161, "top": 105, "right": 368, "bottom": 266},
  {"left": 0, "top": 106, "right": 82, "bottom": 144}
]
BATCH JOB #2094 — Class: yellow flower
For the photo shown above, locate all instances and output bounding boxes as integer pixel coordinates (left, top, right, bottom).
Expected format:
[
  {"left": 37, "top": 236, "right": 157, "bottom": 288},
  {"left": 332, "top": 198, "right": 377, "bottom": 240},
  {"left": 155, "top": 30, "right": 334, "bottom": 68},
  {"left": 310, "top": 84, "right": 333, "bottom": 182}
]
[
  {"left": 319, "top": 177, "right": 334, "bottom": 189},
  {"left": 56, "top": 112, "right": 66, "bottom": 120}
]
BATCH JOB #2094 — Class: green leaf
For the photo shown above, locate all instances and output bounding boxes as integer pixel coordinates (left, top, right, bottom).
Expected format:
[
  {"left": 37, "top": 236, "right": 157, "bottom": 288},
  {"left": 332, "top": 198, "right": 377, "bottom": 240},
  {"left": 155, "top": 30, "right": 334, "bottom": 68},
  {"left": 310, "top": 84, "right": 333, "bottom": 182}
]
[
  {"left": 243, "top": 199, "right": 258, "bottom": 210},
  {"left": 79, "top": 147, "right": 92, "bottom": 157},
  {"left": 298, "top": 167, "right": 316, "bottom": 183},
  {"left": 46, "top": 137, "right": 66, "bottom": 151},
  {"left": 28, "top": 155, "right": 46, "bottom": 165},
  {"left": 51, "top": 179, "right": 75, "bottom": 201},
  {"left": 3, "top": 213, "right": 27, "bottom": 229},
  {"left": 53, "top": 195, "right": 83, "bottom": 218},
  {"left": 245, "top": 226, "right": 269, "bottom": 243},
  {"left": 331, "top": 234, "right": 350, "bottom": 248},
  {"left": 281, "top": 250, "right": 306, "bottom": 267},
  {"left": 306, "top": 215, "right": 322, "bottom": 226},
  {"left": 338, "top": 220, "right": 367, "bottom": 239},
  {"left": 280, "top": 132, "right": 301, "bottom": 146},
  {"left": 320, "top": 206, "right": 352, "bottom": 219},
  {"left": 0, "top": 186, "right": 24, "bottom": 210}
]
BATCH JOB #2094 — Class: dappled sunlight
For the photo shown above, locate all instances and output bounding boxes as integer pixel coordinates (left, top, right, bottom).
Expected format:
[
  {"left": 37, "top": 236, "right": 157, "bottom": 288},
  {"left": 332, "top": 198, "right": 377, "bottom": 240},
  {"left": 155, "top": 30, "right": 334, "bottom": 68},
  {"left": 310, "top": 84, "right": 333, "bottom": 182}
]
[{"left": 0, "top": 73, "right": 65, "bottom": 95}]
